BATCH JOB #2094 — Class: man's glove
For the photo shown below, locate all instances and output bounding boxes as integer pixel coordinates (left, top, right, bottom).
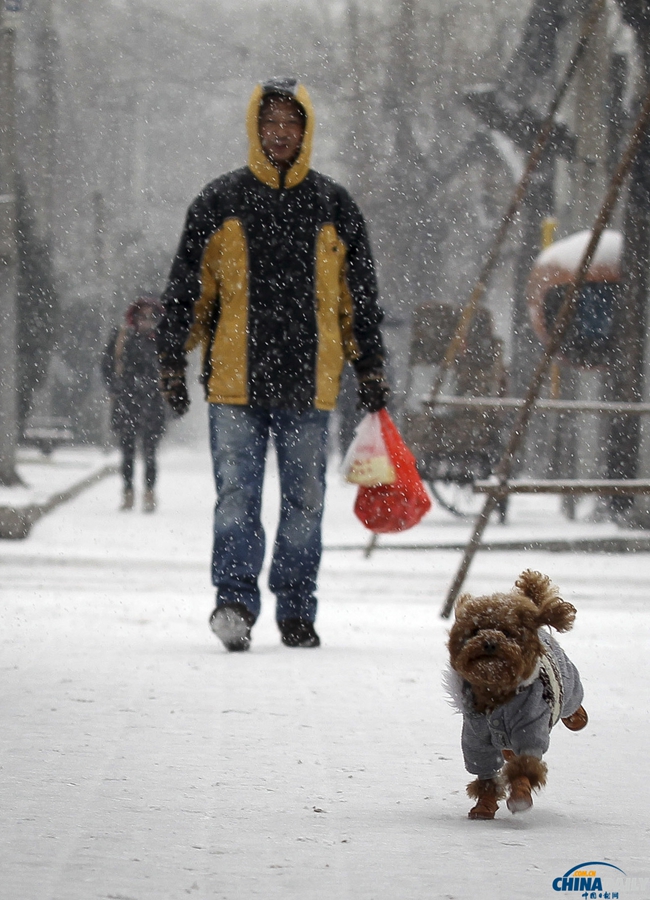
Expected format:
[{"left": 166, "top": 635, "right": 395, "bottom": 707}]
[
  {"left": 160, "top": 366, "right": 190, "bottom": 417},
  {"left": 357, "top": 371, "right": 390, "bottom": 413}
]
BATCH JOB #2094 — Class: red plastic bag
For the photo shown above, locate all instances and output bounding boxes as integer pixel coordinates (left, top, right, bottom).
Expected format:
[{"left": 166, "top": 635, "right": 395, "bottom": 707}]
[{"left": 353, "top": 409, "right": 432, "bottom": 533}]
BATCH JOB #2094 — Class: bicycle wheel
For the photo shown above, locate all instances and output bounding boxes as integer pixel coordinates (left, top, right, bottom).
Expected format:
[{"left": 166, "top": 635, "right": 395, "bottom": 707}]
[
  {"left": 428, "top": 480, "right": 484, "bottom": 518},
  {"left": 428, "top": 480, "right": 508, "bottom": 522}
]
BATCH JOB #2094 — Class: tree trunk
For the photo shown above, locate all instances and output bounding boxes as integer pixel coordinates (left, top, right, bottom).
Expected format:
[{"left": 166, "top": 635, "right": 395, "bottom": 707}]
[{"left": 0, "top": 6, "right": 20, "bottom": 487}]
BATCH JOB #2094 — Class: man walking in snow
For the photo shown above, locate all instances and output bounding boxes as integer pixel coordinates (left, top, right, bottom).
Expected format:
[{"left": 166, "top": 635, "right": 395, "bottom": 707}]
[{"left": 157, "top": 76, "right": 389, "bottom": 652}]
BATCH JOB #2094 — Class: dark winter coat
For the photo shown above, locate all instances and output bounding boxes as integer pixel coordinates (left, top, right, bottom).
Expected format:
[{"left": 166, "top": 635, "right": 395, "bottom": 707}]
[
  {"left": 102, "top": 326, "right": 166, "bottom": 441},
  {"left": 158, "top": 80, "right": 385, "bottom": 412}
]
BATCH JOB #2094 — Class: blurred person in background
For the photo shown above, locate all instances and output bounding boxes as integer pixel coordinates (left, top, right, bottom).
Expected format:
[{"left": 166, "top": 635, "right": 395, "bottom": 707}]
[
  {"left": 102, "top": 296, "right": 166, "bottom": 513},
  {"left": 157, "top": 77, "right": 389, "bottom": 651}
]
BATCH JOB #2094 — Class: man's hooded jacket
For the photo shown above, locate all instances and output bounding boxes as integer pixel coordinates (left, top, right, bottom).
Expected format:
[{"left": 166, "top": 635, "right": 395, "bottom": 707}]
[{"left": 158, "top": 78, "right": 385, "bottom": 411}]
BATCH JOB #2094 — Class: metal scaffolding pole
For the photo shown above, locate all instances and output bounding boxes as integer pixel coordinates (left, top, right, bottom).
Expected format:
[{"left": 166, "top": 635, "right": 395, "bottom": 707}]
[
  {"left": 365, "top": 0, "right": 605, "bottom": 559},
  {"left": 440, "top": 83, "right": 650, "bottom": 619},
  {"left": 428, "top": 0, "right": 606, "bottom": 405}
]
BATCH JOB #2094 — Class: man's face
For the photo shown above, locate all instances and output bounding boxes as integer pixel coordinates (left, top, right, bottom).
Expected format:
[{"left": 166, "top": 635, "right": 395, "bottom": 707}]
[{"left": 258, "top": 97, "right": 305, "bottom": 170}]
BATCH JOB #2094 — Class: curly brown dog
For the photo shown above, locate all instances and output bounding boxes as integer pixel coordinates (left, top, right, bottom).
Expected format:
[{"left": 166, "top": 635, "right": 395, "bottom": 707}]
[{"left": 446, "top": 570, "right": 587, "bottom": 819}]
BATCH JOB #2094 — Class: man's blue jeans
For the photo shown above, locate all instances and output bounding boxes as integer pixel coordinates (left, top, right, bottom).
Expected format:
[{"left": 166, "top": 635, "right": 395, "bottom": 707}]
[{"left": 208, "top": 404, "right": 330, "bottom": 624}]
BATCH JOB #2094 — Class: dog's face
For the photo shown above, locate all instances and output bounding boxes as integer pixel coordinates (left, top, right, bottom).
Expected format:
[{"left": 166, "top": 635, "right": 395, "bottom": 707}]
[
  {"left": 448, "top": 593, "right": 543, "bottom": 692},
  {"left": 448, "top": 571, "right": 576, "bottom": 701}
]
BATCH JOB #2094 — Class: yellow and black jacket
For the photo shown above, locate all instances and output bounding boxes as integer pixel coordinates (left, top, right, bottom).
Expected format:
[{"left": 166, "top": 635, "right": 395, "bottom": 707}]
[{"left": 158, "top": 79, "right": 385, "bottom": 412}]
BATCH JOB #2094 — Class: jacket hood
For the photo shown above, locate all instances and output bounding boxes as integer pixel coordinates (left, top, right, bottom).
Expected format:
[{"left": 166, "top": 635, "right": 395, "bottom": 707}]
[
  {"left": 247, "top": 77, "right": 314, "bottom": 189},
  {"left": 125, "top": 295, "right": 163, "bottom": 327}
]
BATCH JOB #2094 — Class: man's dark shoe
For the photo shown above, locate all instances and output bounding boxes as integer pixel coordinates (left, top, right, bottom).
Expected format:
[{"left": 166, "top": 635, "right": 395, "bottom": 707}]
[
  {"left": 279, "top": 618, "right": 321, "bottom": 648},
  {"left": 209, "top": 603, "right": 255, "bottom": 652}
]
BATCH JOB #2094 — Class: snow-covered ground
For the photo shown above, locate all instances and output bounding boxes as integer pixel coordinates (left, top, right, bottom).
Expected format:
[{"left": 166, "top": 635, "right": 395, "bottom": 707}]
[{"left": 1, "top": 443, "right": 649, "bottom": 900}]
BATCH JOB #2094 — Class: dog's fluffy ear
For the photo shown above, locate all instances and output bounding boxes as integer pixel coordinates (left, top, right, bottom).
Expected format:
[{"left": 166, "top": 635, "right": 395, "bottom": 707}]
[
  {"left": 453, "top": 593, "right": 473, "bottom": 618},
  {"left": 515, "top": 569, "right": 576, "bottom": 632}
]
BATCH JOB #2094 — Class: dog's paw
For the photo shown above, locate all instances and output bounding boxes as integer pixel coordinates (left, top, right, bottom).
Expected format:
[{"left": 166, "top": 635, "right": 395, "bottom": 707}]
[
  {"left": 506, "top": 775, "right": 533, "bottom": 813},
  {"left": 562, "top": 705, "right": 588, "bottom": 731},
  {"left": 466, "top": 777, "right": 503, "bottom": 820},
  {"left": 468, "top": 799, "right": 499, "bottom": 819}
]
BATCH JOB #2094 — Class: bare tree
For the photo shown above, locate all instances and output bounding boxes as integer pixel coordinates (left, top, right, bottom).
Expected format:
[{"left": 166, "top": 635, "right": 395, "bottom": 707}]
[{"left": 0, "top": 3, "right": 20, "bottom": 486}]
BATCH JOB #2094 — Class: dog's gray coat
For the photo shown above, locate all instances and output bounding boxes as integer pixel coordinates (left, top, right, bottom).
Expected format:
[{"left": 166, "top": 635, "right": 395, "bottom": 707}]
[{"left": 448, "top": 631, "right": 584, "bottom": 780}]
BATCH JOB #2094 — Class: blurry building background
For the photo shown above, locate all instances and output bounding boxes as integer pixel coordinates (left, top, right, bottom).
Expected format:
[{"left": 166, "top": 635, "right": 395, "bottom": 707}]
[{"left": 3, "top": 0, "right": 650, "bottom": 522}]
